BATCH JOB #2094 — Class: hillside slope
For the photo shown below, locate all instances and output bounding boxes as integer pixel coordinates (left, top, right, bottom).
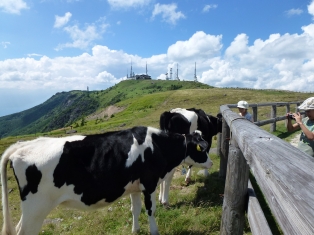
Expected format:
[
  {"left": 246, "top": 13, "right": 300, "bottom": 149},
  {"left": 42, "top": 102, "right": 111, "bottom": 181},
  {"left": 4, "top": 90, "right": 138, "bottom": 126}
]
[{"left": 0, "top": 80, "right": 212, "bottom": 137}]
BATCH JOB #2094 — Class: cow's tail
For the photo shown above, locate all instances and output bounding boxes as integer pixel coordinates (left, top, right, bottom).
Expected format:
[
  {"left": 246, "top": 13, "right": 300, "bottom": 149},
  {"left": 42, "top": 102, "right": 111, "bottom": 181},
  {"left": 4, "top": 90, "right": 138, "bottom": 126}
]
[{"left": 1, "top": 146, "right": 17, "bottom": 235}]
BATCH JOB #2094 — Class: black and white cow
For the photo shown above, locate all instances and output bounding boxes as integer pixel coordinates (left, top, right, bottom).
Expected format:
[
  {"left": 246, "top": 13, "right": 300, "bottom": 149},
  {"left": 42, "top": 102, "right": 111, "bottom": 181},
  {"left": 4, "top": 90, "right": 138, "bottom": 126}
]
[
  {"left": 1, "top": 126, "right": 211, "bottom": 235},
  {"left": 159, "top": 108, "right": 222, "bottom": 205}
]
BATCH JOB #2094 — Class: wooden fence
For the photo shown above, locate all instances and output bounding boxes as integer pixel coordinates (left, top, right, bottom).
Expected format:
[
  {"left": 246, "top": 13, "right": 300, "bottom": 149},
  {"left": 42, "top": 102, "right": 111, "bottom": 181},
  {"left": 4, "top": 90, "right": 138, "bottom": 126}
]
[{"left": 217, "top": 101, "right": 314, "bottom": 235}]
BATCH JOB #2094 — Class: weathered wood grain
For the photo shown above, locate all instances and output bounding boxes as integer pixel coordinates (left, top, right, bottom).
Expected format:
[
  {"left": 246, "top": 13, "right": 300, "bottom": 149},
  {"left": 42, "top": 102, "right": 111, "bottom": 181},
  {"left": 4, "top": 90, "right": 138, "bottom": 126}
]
[
  {"left": 220, "top": 104, "right": 314, "bottom": 235},
  {"left": 219, "top": 118, "right": 230, "bottom": 179},
  {"left": 217, "top": 132, "right": 222, "bottom": 157},
  {"left": 270, "top": 105, "right": 276, "bottom": 132},
  {"left": 247, "top": 180, "right": 272, "bottom": 235},
  {"left": 220, "top": 144, "right": 249, "bottom": 235}
]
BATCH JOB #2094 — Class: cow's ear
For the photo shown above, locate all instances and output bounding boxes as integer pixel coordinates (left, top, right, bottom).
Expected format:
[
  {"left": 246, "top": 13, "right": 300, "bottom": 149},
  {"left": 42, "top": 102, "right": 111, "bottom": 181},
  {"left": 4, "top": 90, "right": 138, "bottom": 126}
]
[{"left": 196, "top": 141, "right": 207, "bottom": 152}]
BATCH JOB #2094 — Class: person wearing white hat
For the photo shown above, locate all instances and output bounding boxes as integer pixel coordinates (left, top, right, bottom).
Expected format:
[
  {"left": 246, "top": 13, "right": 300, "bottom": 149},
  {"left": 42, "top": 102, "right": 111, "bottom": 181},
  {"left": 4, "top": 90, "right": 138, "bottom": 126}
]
[
  {"left": 237, "top": 100, "right": 253, "bottom": 122},
  {"left": 286, "top": 97, "right": 314, "bottom": 157}
]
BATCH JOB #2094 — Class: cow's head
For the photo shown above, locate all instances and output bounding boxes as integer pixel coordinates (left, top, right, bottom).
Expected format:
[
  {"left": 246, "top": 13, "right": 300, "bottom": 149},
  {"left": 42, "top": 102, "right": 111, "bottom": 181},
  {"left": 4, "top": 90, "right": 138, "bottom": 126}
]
[
  {"left": 207, "top": 113, "right": 223, "bottom": 135},
  {"left": 184, "top": 131, "right": 213, "bottom": 169}
]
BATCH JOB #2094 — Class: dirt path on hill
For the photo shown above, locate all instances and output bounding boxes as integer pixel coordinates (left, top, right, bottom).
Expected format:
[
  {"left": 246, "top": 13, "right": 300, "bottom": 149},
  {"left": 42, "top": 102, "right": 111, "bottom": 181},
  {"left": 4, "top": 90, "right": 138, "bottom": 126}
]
[{"left": 86, "top": 105, "right": 125, "bottom": 121}]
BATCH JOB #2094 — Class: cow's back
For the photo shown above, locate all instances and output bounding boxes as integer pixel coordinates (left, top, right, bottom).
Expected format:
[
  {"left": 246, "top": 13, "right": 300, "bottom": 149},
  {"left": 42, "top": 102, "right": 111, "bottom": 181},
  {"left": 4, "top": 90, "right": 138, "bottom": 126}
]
[{"left": 161, "top": 108, "right": 198, "bottom": 134}]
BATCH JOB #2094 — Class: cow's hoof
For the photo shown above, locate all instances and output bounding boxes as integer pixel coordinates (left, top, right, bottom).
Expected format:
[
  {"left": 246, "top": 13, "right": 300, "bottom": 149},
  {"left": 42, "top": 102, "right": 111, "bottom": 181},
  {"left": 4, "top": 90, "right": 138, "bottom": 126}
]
[
  {"left": 162, "top": 202, "right": 171, "bottom": 209},
  {"left": 132, "top": 228, "right": 140, "bottom": 234},
  {"left": 185, "top": 178, "right": 191, "bottom": 184}
]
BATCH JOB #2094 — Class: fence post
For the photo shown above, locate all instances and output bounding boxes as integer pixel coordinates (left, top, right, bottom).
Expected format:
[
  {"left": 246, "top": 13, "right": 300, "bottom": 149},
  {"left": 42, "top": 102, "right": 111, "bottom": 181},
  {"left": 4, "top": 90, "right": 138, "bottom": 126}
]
[
  {"left": 220, "top": 118, "right": 230, "bottom": 179},
  {"left": 285, "top": 104, "right": 290, "bottom": 127},
  {"left": 220, "top": 140, "right": 249, "bottom": 235},
  {"left": 270, "top": 105, "right": 276, "bottom": 132},
  {"left": 286, "top": 104, "right": 290, "bottom": 113},
  {"left": 296, "top": 103, "right": 300, "bottom": 113},
  {"left": 252, "top": 106, "right": 258, "bottom": 122},
  {"left": 217, "top": 133, "right": 222, "bottom": 157}
]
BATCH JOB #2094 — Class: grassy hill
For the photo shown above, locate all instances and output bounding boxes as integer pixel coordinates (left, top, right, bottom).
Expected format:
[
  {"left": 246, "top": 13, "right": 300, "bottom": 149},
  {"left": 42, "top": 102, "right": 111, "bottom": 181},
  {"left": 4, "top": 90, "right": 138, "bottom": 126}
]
[
  {"left": 0, "top": 80, "right": 313, "bottom": 234},
  {"left": 1, "top": 78, "right": 312, "bottom": 140},
  {"left": 0, "top": 80, "right": 211, "bottom": 138}
]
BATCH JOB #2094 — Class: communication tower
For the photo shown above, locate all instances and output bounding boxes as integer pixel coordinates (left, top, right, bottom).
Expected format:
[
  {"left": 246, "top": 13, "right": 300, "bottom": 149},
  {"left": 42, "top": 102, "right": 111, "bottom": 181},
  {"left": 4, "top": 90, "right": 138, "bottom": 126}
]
[
  {"left": 170, "top": 68, "right": 172, "bottom": 80},
  {"left": 175, "top": 63, "right": 180, "bottom": 81},
  {"left": 194, "top": 62, "right": 198, "bottom": 82}
]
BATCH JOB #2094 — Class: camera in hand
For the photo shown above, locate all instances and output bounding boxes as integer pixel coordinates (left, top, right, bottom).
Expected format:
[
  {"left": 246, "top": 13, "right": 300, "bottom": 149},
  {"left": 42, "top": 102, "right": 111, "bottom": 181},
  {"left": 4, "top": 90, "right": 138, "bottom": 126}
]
[{"left": 288, "top": 114, "right": 295, "bottom": 120}]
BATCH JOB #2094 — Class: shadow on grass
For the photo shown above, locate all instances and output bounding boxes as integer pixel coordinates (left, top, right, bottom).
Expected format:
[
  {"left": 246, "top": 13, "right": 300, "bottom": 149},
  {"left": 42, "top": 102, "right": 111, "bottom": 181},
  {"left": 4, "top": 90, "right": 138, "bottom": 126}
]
[
  {"left": 249, "top": 173, "right": 283, "bottom": 235},
  {"left": 276, "top": 129, "right": 299, "bottom": 139},
  {"left": 168, "top": 171, "right": 225, "bottom": 210},
  {"left": 193, "top": 172, "right": 225, "bottom": 207}
]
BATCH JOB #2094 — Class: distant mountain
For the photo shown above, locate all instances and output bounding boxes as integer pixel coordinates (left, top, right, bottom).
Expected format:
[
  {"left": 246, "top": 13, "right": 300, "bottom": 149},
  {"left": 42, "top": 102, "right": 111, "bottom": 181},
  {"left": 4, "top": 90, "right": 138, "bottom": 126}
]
[{"left": 0, "top": 80, "right": 212, "bottom": 137}]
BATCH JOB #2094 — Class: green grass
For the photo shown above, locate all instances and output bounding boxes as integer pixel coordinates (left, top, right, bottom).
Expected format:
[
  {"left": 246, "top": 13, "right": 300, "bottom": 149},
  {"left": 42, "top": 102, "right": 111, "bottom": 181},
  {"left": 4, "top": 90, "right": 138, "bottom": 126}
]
[
  {"left": 0, "top": 86, "right": 313, "bottom": 234},
  {"left": 0, "top": 153, "right": 235, "bottom": 235}
]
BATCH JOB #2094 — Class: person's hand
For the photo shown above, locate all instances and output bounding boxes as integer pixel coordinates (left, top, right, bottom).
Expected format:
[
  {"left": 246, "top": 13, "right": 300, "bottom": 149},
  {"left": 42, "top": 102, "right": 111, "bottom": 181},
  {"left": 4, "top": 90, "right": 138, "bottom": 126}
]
[
  {"left": 286, "top": 112, "right": 294, "bottom": 121},
  {"left": 293, "top": 112, "right": 302, "bottom": 123}
]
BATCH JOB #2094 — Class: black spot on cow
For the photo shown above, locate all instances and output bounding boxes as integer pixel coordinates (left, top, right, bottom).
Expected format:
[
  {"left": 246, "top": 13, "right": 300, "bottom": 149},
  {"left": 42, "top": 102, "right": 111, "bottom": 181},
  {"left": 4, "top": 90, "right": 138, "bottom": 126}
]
[{"left": 16, "top": 164, "right": 42, "bottom": 201}]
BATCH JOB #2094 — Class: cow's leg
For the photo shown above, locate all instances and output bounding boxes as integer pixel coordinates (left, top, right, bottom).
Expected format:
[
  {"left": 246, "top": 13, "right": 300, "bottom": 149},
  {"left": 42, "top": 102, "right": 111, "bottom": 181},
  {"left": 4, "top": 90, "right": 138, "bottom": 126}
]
[
  {"left": 143, "top": 190, "right": 159, "bottom": 235},
  {"left": 160, "top": 168, "right": 175, "bottom": 207},
  {"left": 130, "top": 192, "right": 142, "bottom": 234},
  {"left": 158, "top": 182, "right": 164, "bottom": 204},
  {"left": 17, "top": 196, "right": 56, "bottom": 235},
  {"left": 185, "top": 165, "right": 193, "bottom": 183},
  {"left": 16, "top": 215, "right": 22, "bottom": 234}
]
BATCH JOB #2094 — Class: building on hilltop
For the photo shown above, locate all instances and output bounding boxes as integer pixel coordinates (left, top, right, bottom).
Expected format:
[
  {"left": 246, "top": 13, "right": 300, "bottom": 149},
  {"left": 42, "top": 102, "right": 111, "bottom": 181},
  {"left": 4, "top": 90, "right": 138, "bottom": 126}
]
[{"left": 127, "top": 61, "right": 151, "bottom": 80}]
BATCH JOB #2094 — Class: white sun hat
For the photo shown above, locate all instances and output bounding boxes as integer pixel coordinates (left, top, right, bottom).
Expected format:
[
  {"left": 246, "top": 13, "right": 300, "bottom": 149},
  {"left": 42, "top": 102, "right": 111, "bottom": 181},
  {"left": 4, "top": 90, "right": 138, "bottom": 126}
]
[
  {"left": 237, "top": 100, "right": 249, "bottom": 109},
  {"left": 298, "top": 97, "right": 314, "bottom": 110}
]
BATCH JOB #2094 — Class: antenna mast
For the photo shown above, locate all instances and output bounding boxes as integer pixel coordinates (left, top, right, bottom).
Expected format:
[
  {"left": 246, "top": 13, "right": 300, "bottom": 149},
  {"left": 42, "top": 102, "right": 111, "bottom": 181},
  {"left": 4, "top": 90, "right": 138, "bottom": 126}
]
[
  {"left": 170, "top": 68, "right": 172, "bottom": 80},
  {"left": 176, "top": 63, "right": 180, "bottom": 81},
  {"left": 194, "top": 62, "right": 198, "bottom": 82}
]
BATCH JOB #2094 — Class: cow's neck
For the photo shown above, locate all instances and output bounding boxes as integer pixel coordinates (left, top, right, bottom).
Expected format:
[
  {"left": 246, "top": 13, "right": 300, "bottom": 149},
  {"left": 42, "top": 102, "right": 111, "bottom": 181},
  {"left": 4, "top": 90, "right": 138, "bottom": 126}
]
[{"left": 152, "top": 132, "right": 186, "bottom": 167}]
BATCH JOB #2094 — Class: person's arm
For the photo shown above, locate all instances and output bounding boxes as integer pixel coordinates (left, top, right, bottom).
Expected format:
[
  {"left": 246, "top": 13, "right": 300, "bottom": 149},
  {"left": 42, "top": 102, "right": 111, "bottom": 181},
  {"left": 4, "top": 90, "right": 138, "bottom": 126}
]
[
  {"left": 294, "top": 112, "right": 314, "bottom": 140},
  {"left": 286, "top": 113, "right": 300, "bottom": 132}
]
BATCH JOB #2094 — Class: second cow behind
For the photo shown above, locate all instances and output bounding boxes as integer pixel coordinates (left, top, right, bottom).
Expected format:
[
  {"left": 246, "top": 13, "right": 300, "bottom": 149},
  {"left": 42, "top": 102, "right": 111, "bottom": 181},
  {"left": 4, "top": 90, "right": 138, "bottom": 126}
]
[{"left": 159, "top": 108, "right": 223, "bottom": 206}]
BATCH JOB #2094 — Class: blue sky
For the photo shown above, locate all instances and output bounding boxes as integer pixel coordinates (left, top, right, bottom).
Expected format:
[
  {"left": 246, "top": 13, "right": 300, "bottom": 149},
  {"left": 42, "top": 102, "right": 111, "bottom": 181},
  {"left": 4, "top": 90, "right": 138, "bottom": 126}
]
[{"left": 1, "top": 0, "right": 314, "bottom": 117}]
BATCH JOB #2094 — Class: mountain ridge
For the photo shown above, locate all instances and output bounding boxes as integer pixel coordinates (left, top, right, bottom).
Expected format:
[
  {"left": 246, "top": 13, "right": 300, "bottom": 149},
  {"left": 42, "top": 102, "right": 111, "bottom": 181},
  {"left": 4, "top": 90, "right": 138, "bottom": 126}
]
[{"left": 0, "top": 80, "right": 212, "bottom": 137}]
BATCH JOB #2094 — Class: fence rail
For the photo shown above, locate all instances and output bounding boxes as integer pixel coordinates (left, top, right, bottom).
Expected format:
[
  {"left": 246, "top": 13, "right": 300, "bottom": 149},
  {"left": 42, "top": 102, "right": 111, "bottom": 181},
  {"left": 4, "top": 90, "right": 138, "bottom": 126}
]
[
  {"left": 218, "top": 101, "right": 314, "bottom": 235},
  {"left": 228, "top": 101, "right": 303, "bottom": 132}
]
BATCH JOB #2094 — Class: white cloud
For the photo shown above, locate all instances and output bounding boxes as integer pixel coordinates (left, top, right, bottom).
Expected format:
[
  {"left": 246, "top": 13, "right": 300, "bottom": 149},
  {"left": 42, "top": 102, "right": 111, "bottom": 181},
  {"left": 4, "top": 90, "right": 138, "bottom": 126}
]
[
  {"left": 225, "top": 33, "right": 249, "bottom": 58},
  {"left": 2, "top": 26, "right": 314, "bottom": 115},
  {"left": 0, "top": 0, "right": 28, "bottom": 14},
  {"left": 203, "top": 4, "right": 217, "bottom": 13},
  {"left": 27, "top": 53, "right": 44, "bottom": 57},
  {"left": 1, "top": 42, "right": 10, "bottom": 49},
  {"left": 55, "top": 17, "right": 109, "bottom": 51},
  {"left": 168, "top": 31, "right": 222, "bottom": 61},
  {"left": 54, "top": 12, "right": 72, "bottom": 28},
  {"left": 152, "top": 3, "right": 185, "bottom": 25},
  {"left": 285, "top": 8, "right": 303, "bottom": 16},
  {"left": 107, "top": 0, "right": 151, "bottom": 9},
  {"left": 201, "top": 29, "right": 314, "bottom": 91},
  {"left": 309, "top": 0, "right": 314, "bottom": 18}
]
